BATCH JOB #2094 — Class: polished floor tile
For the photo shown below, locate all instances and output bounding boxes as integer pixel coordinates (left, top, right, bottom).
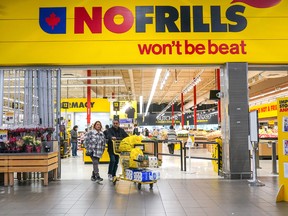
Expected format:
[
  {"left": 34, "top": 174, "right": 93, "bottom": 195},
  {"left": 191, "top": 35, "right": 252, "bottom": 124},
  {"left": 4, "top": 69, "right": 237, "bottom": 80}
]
[{"left": 0, "top": 148, "right": 287, "bottom": 215}]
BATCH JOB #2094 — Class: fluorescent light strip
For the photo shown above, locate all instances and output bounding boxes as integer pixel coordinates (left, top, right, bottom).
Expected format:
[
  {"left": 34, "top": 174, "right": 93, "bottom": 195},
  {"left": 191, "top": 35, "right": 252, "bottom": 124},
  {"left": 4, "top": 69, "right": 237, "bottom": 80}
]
[
  {"left": 62, "top": 76, "right": 122, "bottom": 80},
  {"left": 139, "top": 95, "right": 143, "bottom": 115},
  {"left": 145, "top": 68, "right": 162, "bottom": 116},
  {"left": 61, "top": 84, "right": 125, "bottom": 87}
]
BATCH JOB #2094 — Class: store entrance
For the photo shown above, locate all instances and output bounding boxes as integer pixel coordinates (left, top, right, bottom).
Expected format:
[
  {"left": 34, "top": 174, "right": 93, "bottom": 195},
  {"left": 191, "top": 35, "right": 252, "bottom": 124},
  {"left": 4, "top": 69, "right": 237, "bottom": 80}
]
[{"left": 248, "top": 66, "right": 288, "bottom": 176}]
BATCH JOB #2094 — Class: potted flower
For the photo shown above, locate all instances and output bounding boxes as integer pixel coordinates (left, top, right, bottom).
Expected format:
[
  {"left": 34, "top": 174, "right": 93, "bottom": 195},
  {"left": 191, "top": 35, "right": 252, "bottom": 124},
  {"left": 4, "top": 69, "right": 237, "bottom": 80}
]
[
  {"left": 22, "top": 135, "right": 34, "bottom": 153},
  {"left": 16, "top": 139, "right": 24, "bottom": 152},
  {"left": 34, "top": 140, "right": 42, "bottom": 153}
]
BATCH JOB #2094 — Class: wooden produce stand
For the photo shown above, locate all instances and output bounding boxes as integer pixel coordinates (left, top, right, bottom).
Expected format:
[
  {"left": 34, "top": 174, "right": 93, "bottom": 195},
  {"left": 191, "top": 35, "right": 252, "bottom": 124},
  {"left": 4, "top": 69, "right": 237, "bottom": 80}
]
[
  {"left": 0, "top": 155, "right": 9, "bottom": 186},
  {"left": 0, "top": 152, "right": 58, "bottom": 186}
]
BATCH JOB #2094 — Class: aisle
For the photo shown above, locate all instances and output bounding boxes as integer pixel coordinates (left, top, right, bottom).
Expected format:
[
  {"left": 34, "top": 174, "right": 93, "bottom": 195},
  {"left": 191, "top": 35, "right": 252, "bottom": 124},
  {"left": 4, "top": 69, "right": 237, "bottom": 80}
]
[{"left": 61, "top": 148, "right": 277, "bottom": 180}]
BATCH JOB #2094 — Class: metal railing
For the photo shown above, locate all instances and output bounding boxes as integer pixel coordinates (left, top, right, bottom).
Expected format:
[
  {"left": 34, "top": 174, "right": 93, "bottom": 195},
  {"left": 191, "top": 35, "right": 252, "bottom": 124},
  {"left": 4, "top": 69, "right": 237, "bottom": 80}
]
[{"left": 183, "top": 141, "right": 222, "bottom": 175}]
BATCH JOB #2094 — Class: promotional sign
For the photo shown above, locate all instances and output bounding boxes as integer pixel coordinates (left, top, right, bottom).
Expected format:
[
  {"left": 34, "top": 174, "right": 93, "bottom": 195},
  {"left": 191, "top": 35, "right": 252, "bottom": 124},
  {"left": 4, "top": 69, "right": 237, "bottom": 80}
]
[
  {"left": 137, "top": 112, "right": 218, "bottom": 126},
  {"left": 0, "top": 0, "right": 287, "bottom": 65},
  {"left": 61, "top": 98, "right": 110, "bottom": 112},
  {"left": 276, "top": 97, "right": 288, "bottom": 202},
  {"left": 5, "top": 112, "right": 14, "bottom": 124},
  {"left": 110, "top": 101, "right": 137, "bottom": 120},
  {"left": 0, "top": 130, "right": 8, "bottom": 142},
  {"left": 249, "top": 102, "right": 278, "bottom": 119}
]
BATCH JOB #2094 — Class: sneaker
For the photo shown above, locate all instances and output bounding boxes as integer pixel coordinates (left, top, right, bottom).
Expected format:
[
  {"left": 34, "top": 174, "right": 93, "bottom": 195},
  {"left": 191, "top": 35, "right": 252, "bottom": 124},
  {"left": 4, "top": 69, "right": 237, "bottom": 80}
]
[
  {"left": 108, "top": 174, "right": 113, "bottom": 181},
  {"left": 96, "top": 176, "right": 103, "bottom": 181},
  {"left": 91, "top": 175, "right": 96, "bottom": 181}
]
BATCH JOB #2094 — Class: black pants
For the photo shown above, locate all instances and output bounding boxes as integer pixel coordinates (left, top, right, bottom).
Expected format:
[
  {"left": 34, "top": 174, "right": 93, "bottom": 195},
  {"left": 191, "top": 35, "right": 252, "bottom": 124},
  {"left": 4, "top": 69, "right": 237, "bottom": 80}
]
[{"left": 168, "top": 143, "right": 175, "bottom": 154}]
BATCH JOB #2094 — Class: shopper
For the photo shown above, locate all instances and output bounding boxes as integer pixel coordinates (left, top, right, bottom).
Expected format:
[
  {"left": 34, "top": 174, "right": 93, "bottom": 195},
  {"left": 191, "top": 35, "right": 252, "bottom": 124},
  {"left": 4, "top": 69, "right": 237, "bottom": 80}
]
[
  {"left": 107, "top": 120, "right": 128, "bottom": 181},
  {"left": 144, "top": 128, "right": 149, "bottom": 137},
  {"left": 133, "top": 124, "right": 140, "bottom": 135},
  {"left": 103, "top": 125, "right": 110, "bottom": 139},
  {"left": 84, "top": 121, "right": 106, "bottom": 182},
  {"left": 152, "top": 129, "right": 159, "bottom": 138},
  {"left": 70, "top": 125, "right": 78, "bottom": 157},
  {"left": 167, "top": 125, "right": 177, "bottom": 154}
]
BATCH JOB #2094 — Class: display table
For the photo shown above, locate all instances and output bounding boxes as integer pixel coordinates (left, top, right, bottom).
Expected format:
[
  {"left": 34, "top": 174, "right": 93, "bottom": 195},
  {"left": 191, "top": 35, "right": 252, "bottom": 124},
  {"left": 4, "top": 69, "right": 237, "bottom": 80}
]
[{"left": 0, "top": 152, "right": 58, "bottom": 186}]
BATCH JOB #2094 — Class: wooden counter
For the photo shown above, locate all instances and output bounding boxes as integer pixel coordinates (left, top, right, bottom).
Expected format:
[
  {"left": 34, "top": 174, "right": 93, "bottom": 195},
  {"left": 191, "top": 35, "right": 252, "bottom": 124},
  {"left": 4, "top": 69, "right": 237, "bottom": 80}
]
[{"left": 0, "top": 152, "right": 58, "bottom": 186}]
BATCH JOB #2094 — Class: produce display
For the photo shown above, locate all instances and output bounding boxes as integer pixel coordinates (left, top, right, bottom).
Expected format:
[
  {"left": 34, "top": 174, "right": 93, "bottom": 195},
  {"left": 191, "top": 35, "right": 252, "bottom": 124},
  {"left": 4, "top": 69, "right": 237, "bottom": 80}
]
[{"left": 259, "top": 128, "right": 278, "bottom": 139}]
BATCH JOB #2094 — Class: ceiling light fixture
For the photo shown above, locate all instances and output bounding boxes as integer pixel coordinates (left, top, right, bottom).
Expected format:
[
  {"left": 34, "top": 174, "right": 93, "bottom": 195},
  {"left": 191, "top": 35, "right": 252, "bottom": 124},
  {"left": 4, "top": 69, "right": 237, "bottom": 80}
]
[
  {"left": 61, "top": 76, "right": 122, "bottom": 80},
  {"left": 156, "top": 74, "right": 202, "bottom": 119},
  {"left": 160, "top": 69, "right": 170, "bottom": 90},
  {"left": 139, "top": 95, "right": 143, "bottom": 115},
  {"left": 61, "top": 84, "right": 125, "bottom": 87},
  {"left": 145, "top": 68, "right": 162, "bottom": 116}
]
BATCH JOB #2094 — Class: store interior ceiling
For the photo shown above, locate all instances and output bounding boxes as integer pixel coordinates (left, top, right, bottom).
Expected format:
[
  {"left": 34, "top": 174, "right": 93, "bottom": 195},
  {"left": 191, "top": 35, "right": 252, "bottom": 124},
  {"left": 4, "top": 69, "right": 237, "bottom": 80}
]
[
  {"left": 2, "top": 66, "right": 288, "bottom": 113},
  {"left": 61, "top": 66, "right": 288, "bottom": 108}
]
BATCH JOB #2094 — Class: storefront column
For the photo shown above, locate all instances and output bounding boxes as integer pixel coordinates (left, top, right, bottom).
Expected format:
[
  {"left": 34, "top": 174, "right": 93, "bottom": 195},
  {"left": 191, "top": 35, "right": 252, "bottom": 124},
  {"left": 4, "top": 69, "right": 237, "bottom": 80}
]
[
  {"left": 56, "top": 69, "right": 61, "bottom": 179},
  {"left": 181, "top": 93, "right": 184, "bottom": 129},
  {"left": 87, "top": 70, "right": 91, "bottom": 127},
  {"left": 193, "top": 85, "right": 197, "bottom": 129},
  {"left": 0, "top": 70, "right": 3, "bottom": 126},
  {"left": 221, "top": 63, "right": 251, "bottom": 179},
  {"left": 216, "top": 69, "right": 221, "bottom": 124},
  {"left": 171, "top": 103, "right": 174, "bottom": 126}
]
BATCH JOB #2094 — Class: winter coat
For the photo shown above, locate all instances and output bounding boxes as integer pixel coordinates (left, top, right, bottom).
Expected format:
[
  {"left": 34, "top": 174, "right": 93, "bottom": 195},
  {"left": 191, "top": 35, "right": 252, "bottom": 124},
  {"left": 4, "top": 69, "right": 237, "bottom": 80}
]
[
  {"left": 70, "top": 129, "right": 78, "bottom": 143},
  {"left": 107, "top": 127, "right": 128, "bottom": 153},
  {"left": 84, "top": 130, "right": 105, "bottom": 158}
]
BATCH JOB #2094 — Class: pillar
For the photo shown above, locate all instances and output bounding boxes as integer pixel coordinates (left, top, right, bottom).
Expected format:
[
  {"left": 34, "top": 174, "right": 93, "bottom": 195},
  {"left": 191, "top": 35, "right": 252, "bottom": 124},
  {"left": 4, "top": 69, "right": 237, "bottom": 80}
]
[{"left": 221, "top": 63, "right": 251, "bottom": 179}]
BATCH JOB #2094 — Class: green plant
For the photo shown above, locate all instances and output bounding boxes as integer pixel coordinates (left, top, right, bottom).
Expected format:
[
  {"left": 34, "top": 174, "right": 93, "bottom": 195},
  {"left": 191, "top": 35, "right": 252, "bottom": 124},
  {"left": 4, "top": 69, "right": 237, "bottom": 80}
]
[
  {"left": 34, "top": 140, "right": 42, "bottom": 146},
  {"left": 22, "top": 135, "right": 34, "bottom": 146}
]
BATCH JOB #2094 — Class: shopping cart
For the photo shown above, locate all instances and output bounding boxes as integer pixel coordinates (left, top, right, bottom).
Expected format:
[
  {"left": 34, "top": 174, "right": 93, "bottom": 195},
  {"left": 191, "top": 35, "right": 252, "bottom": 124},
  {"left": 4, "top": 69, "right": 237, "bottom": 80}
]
[{"left": 112, "top": 140, "right": 157, "bottom": 190}]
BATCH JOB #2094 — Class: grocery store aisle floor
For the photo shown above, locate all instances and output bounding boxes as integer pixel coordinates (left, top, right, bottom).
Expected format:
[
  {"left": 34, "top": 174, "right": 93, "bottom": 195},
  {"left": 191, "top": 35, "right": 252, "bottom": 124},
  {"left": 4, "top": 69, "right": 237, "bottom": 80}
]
[{"left": 1, "top": 149, "right": 287, "bottom": 216}]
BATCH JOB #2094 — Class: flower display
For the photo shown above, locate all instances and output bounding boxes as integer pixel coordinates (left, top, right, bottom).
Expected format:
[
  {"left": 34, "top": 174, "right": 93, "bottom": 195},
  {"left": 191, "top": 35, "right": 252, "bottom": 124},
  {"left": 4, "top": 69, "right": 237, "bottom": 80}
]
[
  {"left": 0, "top": 126, "right": 55, "bottom": 153},
  {"left": 22, "top": 136, "right": 34, "bottom": 146}
]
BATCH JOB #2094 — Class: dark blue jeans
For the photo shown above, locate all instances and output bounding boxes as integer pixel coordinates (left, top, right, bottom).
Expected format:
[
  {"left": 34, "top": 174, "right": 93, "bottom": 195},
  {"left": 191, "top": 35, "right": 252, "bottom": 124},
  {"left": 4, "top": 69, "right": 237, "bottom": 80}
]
[
  {"left": 71, "top": 142, "right": 78, "bottom": 156},
  {"left": 108, "top": 152, "right": 119, "bottom": 177}
]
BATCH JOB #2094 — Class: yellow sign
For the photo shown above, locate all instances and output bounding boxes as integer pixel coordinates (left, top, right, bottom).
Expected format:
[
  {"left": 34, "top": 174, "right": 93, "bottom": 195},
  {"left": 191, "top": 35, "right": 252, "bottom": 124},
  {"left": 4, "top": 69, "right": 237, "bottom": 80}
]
[
  {"left": 0, "top": 130, "right": 8, "bottom": 142},
  {"left": 249, "top": 102, "right": 278, "bottom": 119},
  {"left": 110, "top": 101, "right": 137, "bottom": 119},
  {"left": 0, "top": 0, "right": 287, "bottom": 65},
  {"left": 276, "top": 97, "right": 288, "bottom": 202},
  {"left": 61, "top": 98, "right": 110, "bottom": 112}
]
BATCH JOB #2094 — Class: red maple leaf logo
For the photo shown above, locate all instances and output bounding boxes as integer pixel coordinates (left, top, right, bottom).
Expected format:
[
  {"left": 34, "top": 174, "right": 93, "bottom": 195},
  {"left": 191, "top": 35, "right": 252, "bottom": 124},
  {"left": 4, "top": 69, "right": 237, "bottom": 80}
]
[
  {"left": 231, "top": 0, "right": 281, "bottom": 8},
  {"left": 45, "top": 12, "right": 60, "bottom": 30}
]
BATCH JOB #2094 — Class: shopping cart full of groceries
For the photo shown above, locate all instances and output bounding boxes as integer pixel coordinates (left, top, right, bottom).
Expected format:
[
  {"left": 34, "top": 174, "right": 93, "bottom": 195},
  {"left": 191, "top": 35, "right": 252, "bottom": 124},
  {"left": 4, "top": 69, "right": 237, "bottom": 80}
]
[{"left": 112, "top": 136, "right": 160, "bottom": 190}]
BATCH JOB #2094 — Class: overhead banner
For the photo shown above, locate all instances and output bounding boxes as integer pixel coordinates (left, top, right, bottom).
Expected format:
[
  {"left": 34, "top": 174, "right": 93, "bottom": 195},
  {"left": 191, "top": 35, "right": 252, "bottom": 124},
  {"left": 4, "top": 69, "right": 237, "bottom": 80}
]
[
  {"left": 137, "top": 112, "right": 218, "bottom": 126},
  {"left": 0, "top": 0, "right": 287, "bottom": 65},
  {"left": 61, "top": 98, "right": 110, "bottom": 112},
  {"left": 249, "top": 102, "right": 278, "bottom": 119}
]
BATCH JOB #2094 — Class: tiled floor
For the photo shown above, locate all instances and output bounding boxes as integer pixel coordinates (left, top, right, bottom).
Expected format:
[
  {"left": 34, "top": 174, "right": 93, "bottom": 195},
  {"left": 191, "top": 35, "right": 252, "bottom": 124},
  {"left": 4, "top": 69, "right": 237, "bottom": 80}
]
[{"left": 1, "top": 148, "right": 288, "bottom": 216}]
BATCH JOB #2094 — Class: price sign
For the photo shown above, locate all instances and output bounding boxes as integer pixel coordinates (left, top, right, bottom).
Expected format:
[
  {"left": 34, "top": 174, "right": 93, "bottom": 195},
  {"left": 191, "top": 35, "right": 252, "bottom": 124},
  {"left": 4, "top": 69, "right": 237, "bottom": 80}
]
[{"left": 0, "top": 130, "right": 8, "bottom": 142}]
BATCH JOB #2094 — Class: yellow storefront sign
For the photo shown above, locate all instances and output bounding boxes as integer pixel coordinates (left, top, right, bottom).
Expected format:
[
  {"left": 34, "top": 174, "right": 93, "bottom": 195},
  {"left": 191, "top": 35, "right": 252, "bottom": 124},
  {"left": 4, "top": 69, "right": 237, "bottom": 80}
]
[
  {"left": 249, "top": 102, "right": 278, "bottom": 119},
  {"left": 61, "top": 98, "right": 110, "bottom": 112},
  {"left": 276, "top": 98, "right": 288, "bottom": 202},
  {"left": 0, "top": 0, "right": 287, "bottom": 65}
]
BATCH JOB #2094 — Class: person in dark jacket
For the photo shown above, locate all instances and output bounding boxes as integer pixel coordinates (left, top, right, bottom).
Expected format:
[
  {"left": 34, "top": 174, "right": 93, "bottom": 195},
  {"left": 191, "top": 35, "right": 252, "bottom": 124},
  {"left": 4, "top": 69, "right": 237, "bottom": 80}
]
[
  {"left": 70, "top": 125, "right": 78, "bottom": 157},
  {"left": 107, "top": 120, "right": 128, "bottom": 181},
  {"left": 103, "top": 125, "right": 110, "bottom": 139}
]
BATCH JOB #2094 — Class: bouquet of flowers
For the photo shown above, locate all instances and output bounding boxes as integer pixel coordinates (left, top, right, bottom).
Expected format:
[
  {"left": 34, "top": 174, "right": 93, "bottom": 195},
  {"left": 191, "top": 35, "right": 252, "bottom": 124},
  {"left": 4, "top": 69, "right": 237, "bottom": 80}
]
[{"left": 22, "top": 135, "right": 34, "bottom": 146}]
